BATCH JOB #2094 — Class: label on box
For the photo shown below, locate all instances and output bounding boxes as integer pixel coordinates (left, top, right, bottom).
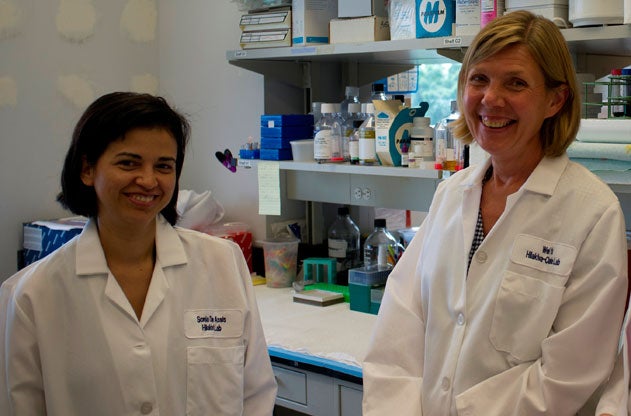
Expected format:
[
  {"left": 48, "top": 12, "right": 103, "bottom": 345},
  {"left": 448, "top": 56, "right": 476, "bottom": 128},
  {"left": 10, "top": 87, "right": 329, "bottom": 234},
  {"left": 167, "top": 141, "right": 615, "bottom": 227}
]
[{"left": 416, "top": 0, "right": 456, "bottom": 38}]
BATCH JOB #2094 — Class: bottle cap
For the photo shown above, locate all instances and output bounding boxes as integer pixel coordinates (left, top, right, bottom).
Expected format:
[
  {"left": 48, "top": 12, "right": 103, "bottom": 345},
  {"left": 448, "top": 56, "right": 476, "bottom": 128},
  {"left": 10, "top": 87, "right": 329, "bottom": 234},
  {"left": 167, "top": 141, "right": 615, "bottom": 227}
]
[
  {"left": 320, "top": 103, "right": 335, "bottom": 114},
  {"left": 374, "top": 218, "right": 386, "bottom": 228},
  {"left": 338, "top": 206, "right": 349, "bottom": 216},
  {"left": 348, "top": 102, "right": 361, "bottom": 113},
  {"left": 612, "top": 68, "right": 622, "bottom": 76}
]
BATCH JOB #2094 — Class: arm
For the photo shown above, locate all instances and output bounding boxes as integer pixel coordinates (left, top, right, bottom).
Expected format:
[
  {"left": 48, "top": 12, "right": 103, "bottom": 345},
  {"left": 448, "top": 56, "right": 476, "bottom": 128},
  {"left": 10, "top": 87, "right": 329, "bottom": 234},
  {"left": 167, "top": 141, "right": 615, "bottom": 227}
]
[
  {"left": 362, "top": 226, "right": 426, "bottom": 415},
  {"left": 456, "top": 203, "right": 628, "bottom": 415},
  {"left": 4, "top": 281, "right": 46, "bottom": 416},
  {"left": 235, "top": 245, "right": 277, "bottom": 416}
]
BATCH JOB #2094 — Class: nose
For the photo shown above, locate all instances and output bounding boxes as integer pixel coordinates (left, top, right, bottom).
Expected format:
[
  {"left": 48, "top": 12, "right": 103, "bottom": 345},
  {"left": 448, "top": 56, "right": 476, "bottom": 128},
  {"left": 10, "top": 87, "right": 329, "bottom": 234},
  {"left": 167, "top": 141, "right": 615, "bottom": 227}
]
[
  {"left": 481, "top": 81, "right": 505, "bottom": 107},
  {"left": 136, "top": 167, "right": 158, "bottom": 188}
]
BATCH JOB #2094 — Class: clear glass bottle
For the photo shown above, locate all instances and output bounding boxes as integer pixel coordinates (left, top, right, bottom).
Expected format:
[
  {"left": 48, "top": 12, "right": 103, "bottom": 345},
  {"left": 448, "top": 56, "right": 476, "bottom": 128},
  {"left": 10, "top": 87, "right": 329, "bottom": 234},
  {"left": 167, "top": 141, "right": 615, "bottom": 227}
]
[
  {"left": 314, "top": 103, "right": 343, "bottom": 163},
  {"left": 359, "top": 103, "right": 377, "bottom": 165},
  {"left": 328, "top": 206, "right": 361, "bottom": 284},
  {"left": 363, "top": 218, "right": 399, "bottom": 271}
]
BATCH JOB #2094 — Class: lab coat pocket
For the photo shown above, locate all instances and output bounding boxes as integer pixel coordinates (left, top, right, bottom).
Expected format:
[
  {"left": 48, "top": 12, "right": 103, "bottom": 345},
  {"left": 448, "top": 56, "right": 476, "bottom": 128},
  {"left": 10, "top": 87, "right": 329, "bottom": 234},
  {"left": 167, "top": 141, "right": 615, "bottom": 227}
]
[
  {"left": 186, "top": 345, "right": 245, "bottom": 416},
  {"left": 490, "top": 271, "right": 564, "bottom": 362}
]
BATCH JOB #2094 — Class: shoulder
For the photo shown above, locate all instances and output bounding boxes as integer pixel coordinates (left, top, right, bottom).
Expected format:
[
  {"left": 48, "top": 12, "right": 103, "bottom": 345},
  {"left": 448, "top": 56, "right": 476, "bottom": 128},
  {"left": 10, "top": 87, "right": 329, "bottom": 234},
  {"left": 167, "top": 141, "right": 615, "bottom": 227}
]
[
  {"left": 561, "top": 160, "right": 620, "bottom": 206},
  {"left": 174, "top": 226, "right": 243, "bottom": 259}
]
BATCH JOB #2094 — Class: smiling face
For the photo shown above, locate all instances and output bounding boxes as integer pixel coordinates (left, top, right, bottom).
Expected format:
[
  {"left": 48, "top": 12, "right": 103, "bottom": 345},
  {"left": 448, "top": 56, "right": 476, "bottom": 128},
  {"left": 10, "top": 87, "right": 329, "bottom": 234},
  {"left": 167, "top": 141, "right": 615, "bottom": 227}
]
[
  {"left": 80, "top": 127, "right": 178, "bottom": 233},
  {"left": 462, "top": 44, "right": 567, "bottom": 164}
]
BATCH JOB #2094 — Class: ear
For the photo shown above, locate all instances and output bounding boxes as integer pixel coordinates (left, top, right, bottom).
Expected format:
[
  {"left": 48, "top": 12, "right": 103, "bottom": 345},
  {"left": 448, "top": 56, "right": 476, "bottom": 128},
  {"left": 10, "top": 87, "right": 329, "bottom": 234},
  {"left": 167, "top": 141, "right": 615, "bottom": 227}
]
[
  {"left": 80, "top": 156, "right": 95, "bottom": 186},
  {"left": 545, "top": 85, "right": 569, "bottom": 118}
]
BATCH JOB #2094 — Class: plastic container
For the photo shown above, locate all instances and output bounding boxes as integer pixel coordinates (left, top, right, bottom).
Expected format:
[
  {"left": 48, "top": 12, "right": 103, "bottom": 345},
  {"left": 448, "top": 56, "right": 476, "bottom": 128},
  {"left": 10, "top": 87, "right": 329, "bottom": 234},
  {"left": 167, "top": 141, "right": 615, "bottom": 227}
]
[
  {"left": 204, "top": 222, "right": 253, "bottom": 272},
  {"left": 259, "top": 238, "right": 300, "bottom": 288},
  {"left": 314, "top": 103, "right": 343, "bottom": 163},
  {"left": 290, "top": 139, "right": 315, "bottom": 161}
]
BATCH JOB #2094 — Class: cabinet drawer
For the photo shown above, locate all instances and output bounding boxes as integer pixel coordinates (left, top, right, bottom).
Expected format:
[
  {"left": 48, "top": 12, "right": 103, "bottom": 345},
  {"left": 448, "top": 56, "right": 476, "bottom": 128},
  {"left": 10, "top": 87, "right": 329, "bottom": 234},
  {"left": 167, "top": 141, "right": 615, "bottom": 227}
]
[{"left": 273, "top": 365, "right": 307, "bottom": 405}]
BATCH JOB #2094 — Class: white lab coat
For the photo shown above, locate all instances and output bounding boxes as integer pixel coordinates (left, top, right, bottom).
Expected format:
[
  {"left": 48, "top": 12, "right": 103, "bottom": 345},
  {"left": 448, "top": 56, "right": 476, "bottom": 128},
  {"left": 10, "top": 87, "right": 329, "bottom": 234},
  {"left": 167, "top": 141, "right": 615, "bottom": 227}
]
[
  {"left": 0, "top": 216, "right": 277, "bottom": 416},
  {"left": 363, "top": 154, "right": 628, "bottom": 416},
  {"left": 596, "top": 311, "right": 631, "bottom": 415}
]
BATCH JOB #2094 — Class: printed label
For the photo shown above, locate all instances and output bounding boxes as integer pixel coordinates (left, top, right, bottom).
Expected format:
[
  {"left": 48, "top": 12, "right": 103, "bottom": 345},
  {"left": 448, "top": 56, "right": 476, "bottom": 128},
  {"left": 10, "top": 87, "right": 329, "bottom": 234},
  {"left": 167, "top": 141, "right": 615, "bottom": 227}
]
[
  {"left": 184, "top": 309, "right": 243, "bottom": 339},
  {"left": 510, "top": 234, "right": 577, "bottom": 276}
]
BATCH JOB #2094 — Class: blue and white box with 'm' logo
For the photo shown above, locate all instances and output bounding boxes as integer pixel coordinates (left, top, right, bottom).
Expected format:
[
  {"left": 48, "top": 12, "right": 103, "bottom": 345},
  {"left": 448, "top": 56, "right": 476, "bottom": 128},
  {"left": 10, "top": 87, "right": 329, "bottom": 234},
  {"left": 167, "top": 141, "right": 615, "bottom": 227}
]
[{"left": 415, "top": 0, "right": 455, "bottom": 38}]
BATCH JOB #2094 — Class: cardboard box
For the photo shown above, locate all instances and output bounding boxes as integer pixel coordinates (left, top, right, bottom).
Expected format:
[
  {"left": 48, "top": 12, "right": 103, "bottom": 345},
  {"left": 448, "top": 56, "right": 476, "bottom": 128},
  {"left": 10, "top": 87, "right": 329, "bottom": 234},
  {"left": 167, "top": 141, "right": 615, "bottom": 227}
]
[
  {"left": 416, "top": 0, "right": 455, "bottom": 38},
  {"left": 240, "top": 28, "right": 291, "bottom": 49},
  {"left": 21, "top": 217, "right": 87, "bottom": 268},
  {"left": 338, "top": 0, "right": 387, "bottom": 18},
  {"left": 389, "top": 0, "right": 416, "bottom": 40},
  {"left": 330, "top": 16, "right": 390, "bottom": 44},
  {"left": 375, "top": 104, "right": 425, "bottom": 166},
  {"left": 239, "top": 7, "right": 291, "bottom": 31},
  {"left": 455, "top": 0, "right": 480, "bottom": 36},
  {"left": 292, "top": 0, "right": 338, "bottom": 45}
]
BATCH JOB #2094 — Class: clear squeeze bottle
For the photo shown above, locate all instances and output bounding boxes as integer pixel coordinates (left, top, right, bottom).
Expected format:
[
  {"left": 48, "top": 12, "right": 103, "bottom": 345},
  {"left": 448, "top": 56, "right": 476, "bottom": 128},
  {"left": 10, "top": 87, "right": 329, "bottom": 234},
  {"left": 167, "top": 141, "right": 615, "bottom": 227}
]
[{"left": 314, "top": 103, "right": 343, "bottom": 163}]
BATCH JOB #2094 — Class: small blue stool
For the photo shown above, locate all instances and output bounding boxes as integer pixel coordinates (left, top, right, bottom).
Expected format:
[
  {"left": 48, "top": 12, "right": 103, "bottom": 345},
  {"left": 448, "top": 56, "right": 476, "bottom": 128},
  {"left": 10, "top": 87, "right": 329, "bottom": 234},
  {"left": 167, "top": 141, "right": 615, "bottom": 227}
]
[{"left": 302, "top": 258, "right": 337, "bottom": 284}]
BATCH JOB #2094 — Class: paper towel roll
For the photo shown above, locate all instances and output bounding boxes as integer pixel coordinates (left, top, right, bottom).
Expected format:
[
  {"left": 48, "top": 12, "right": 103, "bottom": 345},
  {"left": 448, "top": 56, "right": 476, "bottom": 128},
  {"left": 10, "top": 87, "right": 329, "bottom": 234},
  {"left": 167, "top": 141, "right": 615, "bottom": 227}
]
[
  {"left": 569, "top": 0, "right": 624, "bottom": 26},
  {"left": 576, "top": 119, "right": 631, "bottom": 144}
]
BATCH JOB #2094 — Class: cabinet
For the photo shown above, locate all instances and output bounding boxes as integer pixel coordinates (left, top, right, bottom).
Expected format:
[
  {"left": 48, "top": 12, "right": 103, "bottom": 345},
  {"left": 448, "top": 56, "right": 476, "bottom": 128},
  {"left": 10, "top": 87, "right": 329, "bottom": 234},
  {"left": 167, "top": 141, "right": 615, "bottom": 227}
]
[{"left": 227, "top": 25, "right": 631, "bottom": 229}]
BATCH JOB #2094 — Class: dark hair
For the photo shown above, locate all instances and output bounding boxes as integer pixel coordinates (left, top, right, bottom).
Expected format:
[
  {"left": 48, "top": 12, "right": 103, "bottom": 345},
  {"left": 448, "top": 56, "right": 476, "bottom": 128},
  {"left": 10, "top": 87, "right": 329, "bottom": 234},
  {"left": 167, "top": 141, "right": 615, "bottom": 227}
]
[{"left": 57, "top": 92, "right": 190, "bottom": 225}]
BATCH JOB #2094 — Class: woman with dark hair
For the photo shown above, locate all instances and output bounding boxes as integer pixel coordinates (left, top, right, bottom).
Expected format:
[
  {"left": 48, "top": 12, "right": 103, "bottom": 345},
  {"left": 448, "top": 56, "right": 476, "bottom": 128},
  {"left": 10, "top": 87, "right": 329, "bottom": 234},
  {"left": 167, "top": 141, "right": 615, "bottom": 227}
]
[
  {"left": 362, "top": 11, "right": 627, "bottom": 415},
  {"left": 0, "top": 92, "right": 277, "bottom": 415}
]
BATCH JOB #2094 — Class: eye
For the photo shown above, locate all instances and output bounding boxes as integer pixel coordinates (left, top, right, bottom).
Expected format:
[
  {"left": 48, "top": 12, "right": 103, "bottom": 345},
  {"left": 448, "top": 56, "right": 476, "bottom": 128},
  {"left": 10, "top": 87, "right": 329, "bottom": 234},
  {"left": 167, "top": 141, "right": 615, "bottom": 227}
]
[
  {"left": 116, "top": 159, "right": 140, "bottom": 169},
  {"left": 156, "top": 162, "right": 175, "bottom": 173},
  {"left": 507, "top": 78, "right": 528, "bottom": 90},
  {"left": 467, "top": 73, "right": 487, "bottom": 86}
]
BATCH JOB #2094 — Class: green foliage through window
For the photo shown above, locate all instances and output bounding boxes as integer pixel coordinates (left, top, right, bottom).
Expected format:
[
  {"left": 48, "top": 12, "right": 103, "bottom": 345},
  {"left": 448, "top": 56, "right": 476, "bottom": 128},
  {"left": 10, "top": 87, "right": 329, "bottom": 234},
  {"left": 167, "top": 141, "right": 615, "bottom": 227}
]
[{"left": 411, "top": 63, "right": 461, "bottom": 126}]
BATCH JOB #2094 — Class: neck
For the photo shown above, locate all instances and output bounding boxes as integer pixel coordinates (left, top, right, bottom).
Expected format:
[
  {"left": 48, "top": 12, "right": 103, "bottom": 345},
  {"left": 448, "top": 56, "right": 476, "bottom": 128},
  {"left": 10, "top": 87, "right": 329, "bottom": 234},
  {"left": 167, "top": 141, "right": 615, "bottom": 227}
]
[{"left": 96, "top": 218, "right": 157, "bottom": 266}]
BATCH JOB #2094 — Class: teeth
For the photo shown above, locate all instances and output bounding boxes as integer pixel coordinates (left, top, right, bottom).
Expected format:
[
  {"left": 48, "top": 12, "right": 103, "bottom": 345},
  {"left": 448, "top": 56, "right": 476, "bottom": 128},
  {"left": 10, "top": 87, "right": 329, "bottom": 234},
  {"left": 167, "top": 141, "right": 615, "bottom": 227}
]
[
  {"left": 482, "top": 117, "right": 512, "bottom": 128},
  {"left": 132, "top": 194, "right": 154, "bottom": 202}
]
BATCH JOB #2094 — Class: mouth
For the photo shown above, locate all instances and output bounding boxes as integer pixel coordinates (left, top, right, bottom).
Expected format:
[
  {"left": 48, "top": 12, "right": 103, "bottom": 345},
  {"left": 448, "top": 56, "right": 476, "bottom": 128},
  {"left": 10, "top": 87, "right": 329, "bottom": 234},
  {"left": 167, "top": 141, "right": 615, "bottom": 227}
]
[
  {"left": 480, "top": 116, "right": 515, "bottom": 129},
  {"left": 128, "top": 193, "right": 158, "bottom": 204}
]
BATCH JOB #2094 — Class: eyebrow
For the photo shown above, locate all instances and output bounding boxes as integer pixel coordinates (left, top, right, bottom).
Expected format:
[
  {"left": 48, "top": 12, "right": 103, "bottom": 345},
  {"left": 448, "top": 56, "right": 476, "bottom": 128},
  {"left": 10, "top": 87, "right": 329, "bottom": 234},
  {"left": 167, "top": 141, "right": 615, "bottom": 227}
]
[{"left": 115, "top": 152, "right": 177, "bottom": 163}]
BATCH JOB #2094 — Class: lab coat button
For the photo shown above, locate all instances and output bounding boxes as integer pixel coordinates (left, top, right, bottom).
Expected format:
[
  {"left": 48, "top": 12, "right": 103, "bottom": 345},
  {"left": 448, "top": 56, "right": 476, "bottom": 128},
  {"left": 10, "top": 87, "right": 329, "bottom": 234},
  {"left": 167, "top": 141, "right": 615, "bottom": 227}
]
[
  {"left": 475, "top": 250, "right": 488, "bottom": 263},
  {"left": 457, "top": 313, "right": 465, "bottom": 326},
  {"left": 140, "top": 402, "right": 153, "bottom": 414},
  {"left": 441, "top": 377, "right": 450, "bottom": 391}
]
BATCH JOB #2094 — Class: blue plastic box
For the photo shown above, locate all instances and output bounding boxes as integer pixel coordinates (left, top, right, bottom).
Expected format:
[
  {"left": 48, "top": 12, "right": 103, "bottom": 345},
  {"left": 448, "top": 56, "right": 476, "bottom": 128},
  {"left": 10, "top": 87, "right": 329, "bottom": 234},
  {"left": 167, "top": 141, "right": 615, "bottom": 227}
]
[
  {"left": 260, "top": 148, "right": 293, "bottom": 160},
  {"left": 260, "top": 125, "right": 313, "bottom": 139},
  {"left": 261, "top": 114, "right": 314, "bottom": 127},
  {"left": 21, "top": 217, "right": 88, "bottom": 268}
]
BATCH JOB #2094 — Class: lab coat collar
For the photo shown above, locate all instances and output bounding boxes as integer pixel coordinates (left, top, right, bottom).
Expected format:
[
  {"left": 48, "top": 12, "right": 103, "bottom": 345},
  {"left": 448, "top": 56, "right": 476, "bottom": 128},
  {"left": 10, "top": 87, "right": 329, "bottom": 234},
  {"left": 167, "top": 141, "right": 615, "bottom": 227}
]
[
  {"left": 75, "top": 215, "right": 188, "bottom": 276},
  {"left": 461, "top": 153, "right": 569, "bottom": 197}
]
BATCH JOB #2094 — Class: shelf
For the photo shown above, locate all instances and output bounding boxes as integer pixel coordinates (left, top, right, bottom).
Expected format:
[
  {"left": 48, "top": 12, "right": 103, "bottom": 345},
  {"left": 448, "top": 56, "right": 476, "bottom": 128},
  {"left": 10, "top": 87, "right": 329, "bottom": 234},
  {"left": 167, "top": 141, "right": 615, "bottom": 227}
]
[
  {"left": 278, "top": 161, "right": 443, "bottom": 178},
  {"left": 227, "top": 25, "right": 631, "bottom": 70}
]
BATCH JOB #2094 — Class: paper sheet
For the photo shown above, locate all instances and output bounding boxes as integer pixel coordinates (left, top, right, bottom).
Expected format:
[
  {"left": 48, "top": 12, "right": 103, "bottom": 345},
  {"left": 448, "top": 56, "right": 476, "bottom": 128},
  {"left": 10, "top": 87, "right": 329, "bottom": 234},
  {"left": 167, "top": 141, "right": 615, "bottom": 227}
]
[{"left": 257, "top": 161, "right": 281, "bottom": 215}]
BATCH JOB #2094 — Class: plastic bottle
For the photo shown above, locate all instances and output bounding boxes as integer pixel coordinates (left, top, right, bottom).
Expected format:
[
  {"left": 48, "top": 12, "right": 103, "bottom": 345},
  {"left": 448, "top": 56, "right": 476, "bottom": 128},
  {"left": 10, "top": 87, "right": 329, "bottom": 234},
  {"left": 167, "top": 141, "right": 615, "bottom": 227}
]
[
  {"left": 340, "top": 86, "right": 360, "bottom": 116},
  {"left": 359, "top": 103, "right": 377, "bottom": 165},
  {"left": 363, "top": 218, "right": 399, "bottom": 271},
  {"left": 349, "top": 119, "right": 363, "bottom": 165},
  {"left": 328, "top": 206, "right": 361, "bottom": 283},
  {"left": 314, "top": 103, "right": 343, "bottom": 163},
  {"left": 410, "top": 116, "right": 434, "bottom": 169},
  {"left": 434, "top": 101, "right": 460, "bottom": 171},
  {"left": 371, "top": 83, "right": 388, "bottom": 101}
]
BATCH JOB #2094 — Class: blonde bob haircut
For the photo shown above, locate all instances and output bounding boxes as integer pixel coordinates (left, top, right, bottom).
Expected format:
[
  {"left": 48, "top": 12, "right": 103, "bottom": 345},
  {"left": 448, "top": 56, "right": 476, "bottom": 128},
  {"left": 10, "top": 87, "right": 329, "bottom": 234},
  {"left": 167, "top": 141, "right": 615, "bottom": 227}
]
[{"left": 451, "top": 10, "right": 580, "bottom": 157}]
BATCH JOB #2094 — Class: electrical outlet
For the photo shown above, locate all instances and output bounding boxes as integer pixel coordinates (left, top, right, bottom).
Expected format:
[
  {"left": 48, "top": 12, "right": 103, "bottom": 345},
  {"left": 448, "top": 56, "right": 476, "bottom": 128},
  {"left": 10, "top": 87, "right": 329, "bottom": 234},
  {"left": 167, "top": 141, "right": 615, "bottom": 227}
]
[
  {"left": 362, "top": 188, "right": 372, "bottom": 200},
  {"left": 352, "top": 187, "right": 362, "bottom": 200}
]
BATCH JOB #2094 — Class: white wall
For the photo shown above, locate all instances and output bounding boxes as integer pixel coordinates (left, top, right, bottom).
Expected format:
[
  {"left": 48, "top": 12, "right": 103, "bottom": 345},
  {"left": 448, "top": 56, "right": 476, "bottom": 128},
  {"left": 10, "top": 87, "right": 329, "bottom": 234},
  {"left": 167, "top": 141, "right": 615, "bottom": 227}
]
[{"left": 0, "top": 0, "right": 265, "bottom": 281}]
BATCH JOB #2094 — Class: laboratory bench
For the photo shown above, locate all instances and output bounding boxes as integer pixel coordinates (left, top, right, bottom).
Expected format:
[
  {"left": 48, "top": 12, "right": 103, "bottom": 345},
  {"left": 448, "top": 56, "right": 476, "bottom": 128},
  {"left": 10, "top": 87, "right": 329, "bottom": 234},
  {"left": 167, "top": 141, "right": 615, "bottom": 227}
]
[{"left": 255, "top": 285, "right": 377, "bottom": 416}]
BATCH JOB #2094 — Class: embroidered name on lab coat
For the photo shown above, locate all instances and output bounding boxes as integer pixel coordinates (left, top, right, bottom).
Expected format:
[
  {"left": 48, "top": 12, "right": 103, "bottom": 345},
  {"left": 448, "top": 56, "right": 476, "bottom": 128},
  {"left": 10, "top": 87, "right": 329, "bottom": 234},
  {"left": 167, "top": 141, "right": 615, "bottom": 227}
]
[
  {"left": 510, "top": 234, "right": 577, "bottom": 276},
  {"left": 184, "top": 309, "right": 244, "bottom": 338}
]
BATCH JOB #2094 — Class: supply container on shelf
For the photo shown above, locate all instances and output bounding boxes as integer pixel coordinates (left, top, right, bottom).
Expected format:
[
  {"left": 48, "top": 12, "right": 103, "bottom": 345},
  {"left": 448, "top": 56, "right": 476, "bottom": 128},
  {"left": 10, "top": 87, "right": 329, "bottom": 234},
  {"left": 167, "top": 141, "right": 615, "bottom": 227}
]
[{"left": 258, "top": 237, "right": 300, "bottom": 288}]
